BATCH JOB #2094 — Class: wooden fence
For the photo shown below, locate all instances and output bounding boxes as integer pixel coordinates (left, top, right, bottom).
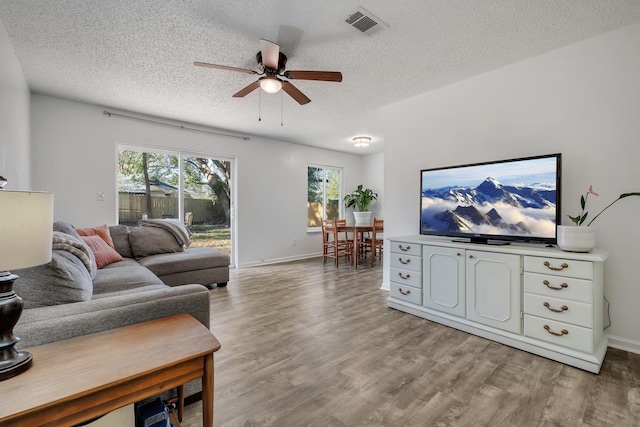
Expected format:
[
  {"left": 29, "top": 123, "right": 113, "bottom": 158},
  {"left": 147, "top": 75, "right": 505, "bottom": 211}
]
[
  {"left": 307, "top": 201, "right": 340, "bottom": 227},
  {"left": 118, "top": 194, "right": 226, "bottom": 224}
]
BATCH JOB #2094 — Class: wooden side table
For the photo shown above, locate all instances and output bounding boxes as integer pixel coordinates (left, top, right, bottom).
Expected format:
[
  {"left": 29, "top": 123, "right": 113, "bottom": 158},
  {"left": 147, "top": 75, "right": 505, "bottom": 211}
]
[{"left": 0, "top": 314, "right": 221, "bottom": 426}]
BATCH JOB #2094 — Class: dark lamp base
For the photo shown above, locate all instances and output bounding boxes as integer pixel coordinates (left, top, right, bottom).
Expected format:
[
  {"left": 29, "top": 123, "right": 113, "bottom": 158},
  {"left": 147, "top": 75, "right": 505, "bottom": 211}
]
[
  {"left": 0, "top": 350, "right": 32, "bottom": 381},
  {"left": 0, "top": 271, "right": 32, "bottom": 381}
]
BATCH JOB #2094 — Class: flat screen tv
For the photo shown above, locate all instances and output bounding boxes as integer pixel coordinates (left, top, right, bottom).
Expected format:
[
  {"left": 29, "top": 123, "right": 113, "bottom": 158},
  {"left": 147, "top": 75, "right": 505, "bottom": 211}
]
[{"left": 420, "top": 153, "right": 561, "bottom": 245}]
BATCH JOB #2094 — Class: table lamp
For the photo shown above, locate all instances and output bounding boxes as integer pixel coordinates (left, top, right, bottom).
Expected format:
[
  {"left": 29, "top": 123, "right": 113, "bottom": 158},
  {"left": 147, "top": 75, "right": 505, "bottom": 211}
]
[{"left": 0, "top": 189, "right": 54, "bottom": 381}]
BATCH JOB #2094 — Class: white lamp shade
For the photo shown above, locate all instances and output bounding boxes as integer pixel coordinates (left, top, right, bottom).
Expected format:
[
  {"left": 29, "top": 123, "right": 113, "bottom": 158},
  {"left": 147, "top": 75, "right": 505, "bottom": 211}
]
[{"left": 0, "top": 190, "right": 54, "bottom": 271}]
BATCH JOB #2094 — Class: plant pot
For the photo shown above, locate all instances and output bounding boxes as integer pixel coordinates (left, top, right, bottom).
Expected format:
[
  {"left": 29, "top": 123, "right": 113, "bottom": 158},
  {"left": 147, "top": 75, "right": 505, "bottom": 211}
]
[
  {"left": 353, "top": 211, "right": 372, "bottom": 226},
  {"left": 557, "top": 225, "right": 595, "bottom": 253}
]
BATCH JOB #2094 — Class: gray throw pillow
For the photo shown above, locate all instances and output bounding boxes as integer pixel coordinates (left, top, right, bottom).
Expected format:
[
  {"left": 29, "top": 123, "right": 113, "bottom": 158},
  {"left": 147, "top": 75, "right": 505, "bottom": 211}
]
[
  {"left": 128, "top": 226, "right": 184, "bottom": 258},
  {"left": 109, "top": 225, "right": 134, "bottom": 258},
  {"left": 13, "top": 250, "right": 94, "bottom": 308},
  {"left": 53, "top": 221, "right": 98, "bottom": 278}
]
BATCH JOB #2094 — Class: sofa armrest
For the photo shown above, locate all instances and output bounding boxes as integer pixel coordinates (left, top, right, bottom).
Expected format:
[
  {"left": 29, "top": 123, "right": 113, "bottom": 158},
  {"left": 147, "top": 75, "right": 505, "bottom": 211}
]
[{"left": 15, "top": 284, "right": 210, "bottom": 349}]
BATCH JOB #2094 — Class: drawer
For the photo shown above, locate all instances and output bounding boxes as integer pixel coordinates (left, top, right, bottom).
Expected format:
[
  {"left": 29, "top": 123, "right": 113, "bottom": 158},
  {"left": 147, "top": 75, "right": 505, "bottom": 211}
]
[
  {"left": 390, "top": 254, "right": 421, "bottom": 272},
  {"left": 524, "top": 314, "right": 593, "bottom": 353},
  {"left": 390, "top": 267, "right": 422, "bottom": 288},
  {"left": 390, "top": 241, "right": 421, "bottom": 256},
  {"left": 389, "top": 282, "right": 422, "bottom": 305},
  {"left": 524, "top": 272, "right": 593, "bottom": 304},
  {"left": 524, "top": 293, "right": 593, "bottom": 328},
  {"left": 524, "top": 256, "right": 593, "bottom": 280}
]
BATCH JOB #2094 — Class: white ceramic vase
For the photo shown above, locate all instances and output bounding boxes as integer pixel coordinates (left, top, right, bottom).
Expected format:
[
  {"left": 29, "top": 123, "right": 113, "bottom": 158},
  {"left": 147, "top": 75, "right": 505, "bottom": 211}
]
[
  {"left": 556, "top": 225, "right": 596, "bottom": 253},
  {"left": 353, "top": 211, "right": 372, "bottom": 226}
]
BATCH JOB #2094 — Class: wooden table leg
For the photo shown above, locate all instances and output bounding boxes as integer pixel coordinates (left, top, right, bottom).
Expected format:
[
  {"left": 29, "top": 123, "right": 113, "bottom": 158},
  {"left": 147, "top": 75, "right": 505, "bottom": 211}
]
[
  {"left": 177, "top": 385, "right": 184, "bottom": 422},
  {"left": 202, "top": 353, "right": 214, "bottom": 427}
]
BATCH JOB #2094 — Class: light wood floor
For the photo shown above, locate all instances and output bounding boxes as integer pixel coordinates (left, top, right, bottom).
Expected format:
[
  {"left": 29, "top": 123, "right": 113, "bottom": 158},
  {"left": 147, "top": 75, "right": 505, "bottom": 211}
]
[{"left": 182, "top": 258, "right": 640, "bottom": 427}]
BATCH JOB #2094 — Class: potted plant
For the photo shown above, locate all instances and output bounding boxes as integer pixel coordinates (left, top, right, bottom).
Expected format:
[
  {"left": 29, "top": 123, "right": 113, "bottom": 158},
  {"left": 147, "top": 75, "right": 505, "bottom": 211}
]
[
  {"left": 344, "top": 184, "right": 378, "bottom": 226},
  {"left": 559, "top": 185, "right": 640, "bottom": 252}
]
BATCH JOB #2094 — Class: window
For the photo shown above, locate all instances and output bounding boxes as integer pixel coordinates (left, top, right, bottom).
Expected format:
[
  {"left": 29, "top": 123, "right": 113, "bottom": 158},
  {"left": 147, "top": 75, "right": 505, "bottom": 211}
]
[
  {"left": 308, "top": 165, "right": 343, "bottom": 229},
  {"left": 118, "top": 149, "right": 179, "bottom": 221}
]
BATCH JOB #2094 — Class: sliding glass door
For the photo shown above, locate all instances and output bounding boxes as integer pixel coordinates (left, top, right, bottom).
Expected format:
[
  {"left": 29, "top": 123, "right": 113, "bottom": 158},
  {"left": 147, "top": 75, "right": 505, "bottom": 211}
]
[{"left": 117, "top": 146, "right": 233, "bottom": 257}]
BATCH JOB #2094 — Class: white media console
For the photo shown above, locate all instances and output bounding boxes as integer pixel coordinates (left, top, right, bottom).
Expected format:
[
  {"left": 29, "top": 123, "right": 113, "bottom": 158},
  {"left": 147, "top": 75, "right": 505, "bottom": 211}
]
[{"left": 386, "top": 236, "right": 609, "bottom": 373}]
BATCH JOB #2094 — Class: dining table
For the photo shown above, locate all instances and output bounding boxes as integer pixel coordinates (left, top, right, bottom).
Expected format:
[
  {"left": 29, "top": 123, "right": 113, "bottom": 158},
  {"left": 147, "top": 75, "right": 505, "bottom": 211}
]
[{"left": 331, "top": 223, "right": 373, "bottom": 268}]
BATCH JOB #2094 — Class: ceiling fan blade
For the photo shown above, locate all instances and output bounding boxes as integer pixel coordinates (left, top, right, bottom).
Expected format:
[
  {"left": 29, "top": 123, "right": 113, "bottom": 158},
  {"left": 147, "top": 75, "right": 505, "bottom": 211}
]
[
  {"left": 282, "top": 81, "right": 311, "bottom": 105},
  {"left": 194, "top": 62, "right": 257, "bottom": 75},
  {"left": 232, "top": 81, "right": 260, "bottom": 98},
  {"left": 260, "top": 39, "right": 280, "bottom": 70},
  {"left": 283, "top": 70, "right": 342, "bottom": 82},
  {"left": 277, "top": 25, "right": 303, "bottom": 57}
]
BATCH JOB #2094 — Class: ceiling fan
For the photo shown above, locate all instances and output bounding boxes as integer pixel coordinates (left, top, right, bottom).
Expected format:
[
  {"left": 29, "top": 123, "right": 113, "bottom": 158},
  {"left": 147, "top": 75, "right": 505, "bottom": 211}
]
[{"left": 194, "top": 39, "right": 342, "bottom": 105}]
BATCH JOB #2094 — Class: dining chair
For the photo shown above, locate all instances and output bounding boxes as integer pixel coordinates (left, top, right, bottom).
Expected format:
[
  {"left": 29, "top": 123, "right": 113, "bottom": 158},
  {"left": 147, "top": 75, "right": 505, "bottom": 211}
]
[
  {"left": 321, "top": 219, "right": 352, "bottom": 267},
  {"left": 361, "top": 218, "right": 384, "bottom": 267},
  {"left": 184, "top": 212, "right": 194, "bottom": 228},
  {"left": 334, "top": 218, "right": 352, "bottom": 243}
]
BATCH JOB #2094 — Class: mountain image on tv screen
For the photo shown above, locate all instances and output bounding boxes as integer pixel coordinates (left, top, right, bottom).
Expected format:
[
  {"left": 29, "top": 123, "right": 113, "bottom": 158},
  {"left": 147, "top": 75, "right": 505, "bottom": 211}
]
[{"left": 421, "top": 157, "right": 557, "bottom": 240}]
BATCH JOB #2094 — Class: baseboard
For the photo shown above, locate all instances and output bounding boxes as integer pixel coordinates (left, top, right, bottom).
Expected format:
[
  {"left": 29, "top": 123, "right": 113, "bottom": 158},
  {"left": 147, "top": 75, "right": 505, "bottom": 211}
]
[
  {"left": 606, "top": 333, "right": 640, "bottom": 355},
  {"left": 238, "top": 253, "right": 320, "bottom": 268}
]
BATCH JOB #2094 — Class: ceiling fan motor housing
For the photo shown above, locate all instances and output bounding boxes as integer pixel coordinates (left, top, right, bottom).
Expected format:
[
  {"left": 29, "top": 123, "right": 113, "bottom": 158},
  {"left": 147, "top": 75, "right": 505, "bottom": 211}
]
[{"left": 256, "top": 51, "right": 287, "bottom": 74}]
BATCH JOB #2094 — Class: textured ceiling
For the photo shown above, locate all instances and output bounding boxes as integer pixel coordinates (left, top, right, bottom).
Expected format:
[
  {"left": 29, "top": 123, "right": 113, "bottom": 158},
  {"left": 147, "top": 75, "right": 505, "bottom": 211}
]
[{"left": 1, "top": 1, "right": 639, "bottom": 154}]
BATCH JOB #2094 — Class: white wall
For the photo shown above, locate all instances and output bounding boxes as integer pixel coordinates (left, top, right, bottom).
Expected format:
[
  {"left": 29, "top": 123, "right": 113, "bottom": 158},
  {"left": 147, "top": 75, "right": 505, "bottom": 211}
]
[
  {"left": 30, "top": 95, "right": 363, "bottom": 267},
  {"left": 0, "top": 18, "right": 30, "bottom": 189},
  {"left": 382, "top": 24, "right": 640, "bottom": 352},
  {"left": 360, "top": 152, "right": 384, "bottom": 220}
]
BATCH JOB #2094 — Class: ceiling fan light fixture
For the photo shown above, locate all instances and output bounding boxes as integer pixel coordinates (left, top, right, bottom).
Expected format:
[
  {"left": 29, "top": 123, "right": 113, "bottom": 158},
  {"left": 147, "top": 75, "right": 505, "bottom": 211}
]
[
  {"left": 259, "top": 76, "right": 283, "bottom": 94},
  {"left": 353, "top": 136, "right": 371, "bottom": 147}
]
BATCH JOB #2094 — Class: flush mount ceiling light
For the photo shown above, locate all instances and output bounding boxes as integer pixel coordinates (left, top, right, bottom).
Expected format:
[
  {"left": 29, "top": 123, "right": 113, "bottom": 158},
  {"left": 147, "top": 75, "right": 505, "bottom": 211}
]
[
  {"left": 353, "top": 136, "right": 371, "bottom": 147},
  {"left": 259, "top": 75, "right": 283, "bottom": 94}
]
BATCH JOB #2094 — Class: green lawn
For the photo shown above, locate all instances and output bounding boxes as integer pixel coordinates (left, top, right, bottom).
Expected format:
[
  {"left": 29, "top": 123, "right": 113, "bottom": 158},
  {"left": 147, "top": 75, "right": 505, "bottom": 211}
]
[{"left": 189, "top": 224, "right": 231, "bottom": 253}]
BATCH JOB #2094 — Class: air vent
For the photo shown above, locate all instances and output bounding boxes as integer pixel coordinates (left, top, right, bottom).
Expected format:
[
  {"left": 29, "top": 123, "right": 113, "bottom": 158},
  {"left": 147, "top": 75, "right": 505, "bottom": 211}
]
[{"left": 345, "top": 7, "right": 387, "bottom": 36}]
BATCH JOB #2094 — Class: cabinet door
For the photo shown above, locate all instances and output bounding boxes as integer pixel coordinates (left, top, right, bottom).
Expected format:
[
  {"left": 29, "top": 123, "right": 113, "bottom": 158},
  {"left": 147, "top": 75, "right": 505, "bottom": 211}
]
[
  {"left": 466, "top": 250, "right": 521, "bottom": 334},
  {"left": 422, "top": 246, "right": 466, "bottom": 317}
]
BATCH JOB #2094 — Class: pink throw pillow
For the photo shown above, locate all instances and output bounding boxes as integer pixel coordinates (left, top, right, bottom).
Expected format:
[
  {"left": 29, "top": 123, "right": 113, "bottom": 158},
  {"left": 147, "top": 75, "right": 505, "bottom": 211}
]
[
  {"left": 81, "top": 235, "right": 123, "bottom": 268},
  {"left": 77, "top": 224, "right": 116, "bottom": 249}
]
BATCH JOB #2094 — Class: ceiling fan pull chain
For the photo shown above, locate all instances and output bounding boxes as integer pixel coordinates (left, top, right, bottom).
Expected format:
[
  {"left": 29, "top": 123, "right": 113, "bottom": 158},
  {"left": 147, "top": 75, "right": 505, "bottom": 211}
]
[
  {"left": 281, "top": 90, "right": 284, "bottom": 126},
  {"left": 258, "top": 88, "right": 262, "bottom": 122}
]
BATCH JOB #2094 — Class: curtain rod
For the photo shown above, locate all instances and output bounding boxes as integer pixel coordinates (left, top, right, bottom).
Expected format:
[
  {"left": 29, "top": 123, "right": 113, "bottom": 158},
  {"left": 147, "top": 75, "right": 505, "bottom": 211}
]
[{"left": 102, "top": 110, "right": 250, "bottom": 140}]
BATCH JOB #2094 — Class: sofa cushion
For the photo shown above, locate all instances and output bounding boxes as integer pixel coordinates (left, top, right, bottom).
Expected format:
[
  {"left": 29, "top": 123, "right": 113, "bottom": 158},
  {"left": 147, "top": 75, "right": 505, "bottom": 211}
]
[
  {"left": 51, "top": 231, "right": 96, "bottom": 277},
  {"left": 92, "top": 258, "right": 165, "bottom": 294},
  {"left": 137, "top": 247, "right": 230, "bottom": 276},
  {"left": 13, "top": 250, "right": 94, "bottom": 309},
  {"left": 76, "top": 224, "right": 116, "bottom": 249},
  {"left": 128, "top": 226, "right": 184, "bottom": 258},
  {"left": 109, "top": 225, "right": 134, "bottom": 258},
  {"left": 81, "top": 235, "right": 124, "bottom": 268},
  {"left": 53, "top": 221, "right": 98, "bottom": 278}
]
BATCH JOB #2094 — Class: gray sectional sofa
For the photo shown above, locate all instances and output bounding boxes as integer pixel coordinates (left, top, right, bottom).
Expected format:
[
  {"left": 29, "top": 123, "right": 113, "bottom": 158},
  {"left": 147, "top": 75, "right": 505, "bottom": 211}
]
[
  {"left": 13, "top": 220, "right": 230, "bottom": 402},
  {"left": 14, "top": 220, "right": 230, "bottom": 350}
]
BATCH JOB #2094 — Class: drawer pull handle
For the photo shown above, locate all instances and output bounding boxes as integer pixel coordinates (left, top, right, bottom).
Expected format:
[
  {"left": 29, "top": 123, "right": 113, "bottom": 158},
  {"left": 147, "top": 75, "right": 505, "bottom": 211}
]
[
  {"left": 544, "top": 261, "right": 569, "bottom": 271},
  {"left": 544, "top": 325, "right": 569, "bottom": 336},
  {"left": 399, "top": 288, "right": 411, "bottom": 296},
  {"left": 398, "top": 272, "right": 411, "bottom": 280},
  {"left": 543, "top": 280, "right": 568, "bottom": 291},
  {"left": 457, "top": 252, "right": 462, "bottom": 257},
  {"left": 543, "top": 302, "right": 569, "bottom": 313},
  {"left": 399, "top": 244, "right": 411, "bottom": 251},
  {"left": 399, "top": 258, "right": 411, "bottom": 265}
]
